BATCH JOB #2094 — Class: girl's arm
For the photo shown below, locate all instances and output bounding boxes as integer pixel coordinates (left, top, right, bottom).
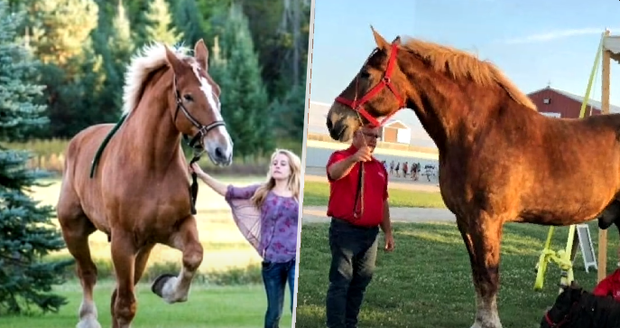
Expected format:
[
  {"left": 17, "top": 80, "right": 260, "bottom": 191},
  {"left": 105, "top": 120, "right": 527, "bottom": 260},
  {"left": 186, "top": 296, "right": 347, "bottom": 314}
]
[
  {"left": 225, "top": 184, "right": 261, "bottom": 202},
  {"left": 191, "top": 163, "right": 260, "bottom": 200},
  {"left": 195, "top": 170, "right": 228, "bottom": 196}
]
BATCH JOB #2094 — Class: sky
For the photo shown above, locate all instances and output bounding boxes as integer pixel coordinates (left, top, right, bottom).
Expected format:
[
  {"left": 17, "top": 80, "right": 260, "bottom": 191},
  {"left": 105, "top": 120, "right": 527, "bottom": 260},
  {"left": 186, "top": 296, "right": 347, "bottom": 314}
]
[{"left": 307, "top": 0, "right": 620, "bottom": 147}]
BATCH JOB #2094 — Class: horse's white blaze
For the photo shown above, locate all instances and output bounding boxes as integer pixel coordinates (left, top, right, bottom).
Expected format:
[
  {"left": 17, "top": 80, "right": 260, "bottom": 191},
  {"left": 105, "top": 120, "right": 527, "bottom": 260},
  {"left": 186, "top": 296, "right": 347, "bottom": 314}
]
[
  {"left": 191, "top": 64, "right": 219, "bottom": 113},
  {"left": 191, "top": 64, "right": 233, "bottom": 163}
]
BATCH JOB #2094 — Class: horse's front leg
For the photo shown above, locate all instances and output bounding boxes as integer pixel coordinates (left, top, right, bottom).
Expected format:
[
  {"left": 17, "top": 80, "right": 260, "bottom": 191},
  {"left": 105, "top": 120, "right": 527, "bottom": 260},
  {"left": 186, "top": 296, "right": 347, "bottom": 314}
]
[
  {"left": 151, "top": 215, "right": 203, "bottom": 303},
  {"left": 110, "top": 230, "right": 138, "bottom": 328},
  {"left": 456, "top": 213, "right": 504, "bottom": 328}
]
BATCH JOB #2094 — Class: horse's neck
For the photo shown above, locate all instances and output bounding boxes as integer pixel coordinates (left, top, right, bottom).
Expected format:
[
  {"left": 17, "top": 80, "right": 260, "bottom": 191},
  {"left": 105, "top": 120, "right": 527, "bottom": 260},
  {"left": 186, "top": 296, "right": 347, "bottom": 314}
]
[
  {"left": 403, "top": 84, "right": 460, "bottom": 152},
  {"left": 403, "top": 73, "right": 514, "bottom": 153},
  {"left": 120, "top": 85, "right": 182, "bottom": 170}
]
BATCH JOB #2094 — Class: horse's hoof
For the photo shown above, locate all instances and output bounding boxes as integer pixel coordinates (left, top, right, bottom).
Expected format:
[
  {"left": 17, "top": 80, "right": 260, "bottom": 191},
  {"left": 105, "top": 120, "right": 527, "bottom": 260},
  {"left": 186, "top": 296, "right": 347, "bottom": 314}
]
[
  {"left": 151, "top": 273, "right": 176, "bottom": 298},
  {"left": 76, "top": 317, "right": 102, "bottom": 328}
]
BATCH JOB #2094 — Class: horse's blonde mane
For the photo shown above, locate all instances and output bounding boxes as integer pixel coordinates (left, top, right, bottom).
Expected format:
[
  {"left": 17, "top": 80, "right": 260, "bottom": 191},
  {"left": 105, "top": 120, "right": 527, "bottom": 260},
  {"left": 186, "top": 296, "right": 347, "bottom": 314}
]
[
  {"left": 121, "top": 42, "right": 192, "bottom": 115},
  {"left": 399, "top": 36, "right": 537, "bottom": 111}
]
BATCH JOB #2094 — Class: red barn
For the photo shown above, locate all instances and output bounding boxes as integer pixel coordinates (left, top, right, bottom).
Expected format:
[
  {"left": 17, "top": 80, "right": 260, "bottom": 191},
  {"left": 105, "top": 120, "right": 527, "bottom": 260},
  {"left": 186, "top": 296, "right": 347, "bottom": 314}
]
[{"left": 527, "top": 86, "right": 619, "bottom": 118}]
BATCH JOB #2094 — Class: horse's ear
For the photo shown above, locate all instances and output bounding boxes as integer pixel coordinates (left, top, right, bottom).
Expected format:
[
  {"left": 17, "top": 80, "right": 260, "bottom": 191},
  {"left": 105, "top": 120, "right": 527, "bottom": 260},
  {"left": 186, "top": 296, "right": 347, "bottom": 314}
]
[
  {"left": 370, "top": 25, "right": 390, "bottom": 52},
  {"left": 392, "top": 36, "right": 401, "bottom": 45},
  {"left": 194, "top": 39, "right": 209, "bottom": 70},
  {"left": 164, "top": 45, "right": 185, "bottom": 75}
]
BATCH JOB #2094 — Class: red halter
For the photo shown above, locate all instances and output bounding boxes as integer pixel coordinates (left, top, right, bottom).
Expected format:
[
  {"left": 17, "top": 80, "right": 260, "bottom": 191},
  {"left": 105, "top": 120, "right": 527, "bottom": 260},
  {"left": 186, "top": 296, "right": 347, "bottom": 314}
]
[
  {"left": 543, "top": 300, "right": 580, "bottom": 328},
  {"left": 334, "top": 42, "right": 406, "bottom": 127}
]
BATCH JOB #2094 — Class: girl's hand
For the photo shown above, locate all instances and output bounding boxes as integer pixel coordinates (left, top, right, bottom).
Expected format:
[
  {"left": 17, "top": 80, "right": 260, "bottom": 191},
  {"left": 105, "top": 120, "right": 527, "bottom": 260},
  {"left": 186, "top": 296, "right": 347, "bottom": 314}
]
[{"left": 189, "top": 163, "right": 205, "bottom": 177}]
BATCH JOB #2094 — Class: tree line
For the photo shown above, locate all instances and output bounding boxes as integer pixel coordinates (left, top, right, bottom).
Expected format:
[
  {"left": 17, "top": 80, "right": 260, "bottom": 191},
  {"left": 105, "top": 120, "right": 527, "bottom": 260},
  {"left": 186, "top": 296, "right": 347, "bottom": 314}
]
[{"left": 6, "top": 0, "right": 310, "bottom": 159}]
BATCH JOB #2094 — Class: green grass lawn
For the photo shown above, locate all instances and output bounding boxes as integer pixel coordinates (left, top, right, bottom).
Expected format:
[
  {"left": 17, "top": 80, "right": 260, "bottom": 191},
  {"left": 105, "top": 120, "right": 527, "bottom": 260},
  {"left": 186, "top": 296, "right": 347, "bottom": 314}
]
[
  {"left": 302, "top": 180, "right": 446, "bottom": 208},
  {"left": 295, "top": 220, "right": 618, "bottom": 328},
  {"left": 2, "top": 280, "right": 292, "bottom": 328}
]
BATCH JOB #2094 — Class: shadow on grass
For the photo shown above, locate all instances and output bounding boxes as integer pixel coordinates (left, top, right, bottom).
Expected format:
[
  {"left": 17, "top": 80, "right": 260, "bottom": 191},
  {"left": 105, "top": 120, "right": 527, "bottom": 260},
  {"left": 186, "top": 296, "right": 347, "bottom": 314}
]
[{"left": 296, "top": 220, "right": 620, "bottom": 328}]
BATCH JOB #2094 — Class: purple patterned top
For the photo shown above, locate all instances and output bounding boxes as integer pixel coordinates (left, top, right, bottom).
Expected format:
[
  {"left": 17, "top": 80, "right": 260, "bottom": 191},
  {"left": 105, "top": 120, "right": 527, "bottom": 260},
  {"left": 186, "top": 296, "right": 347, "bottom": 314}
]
[{"left": 224, "top": 184, "right": 299, "bottom": 263}]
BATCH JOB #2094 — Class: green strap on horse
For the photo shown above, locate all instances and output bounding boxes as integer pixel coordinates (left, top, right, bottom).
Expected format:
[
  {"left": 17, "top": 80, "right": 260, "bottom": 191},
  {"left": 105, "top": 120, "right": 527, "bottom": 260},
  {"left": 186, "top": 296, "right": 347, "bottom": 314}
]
[
  {"left": 89, "top": 113, "right": 200, "bottom": 215},
  {"left": 90, "top": 113, "right": 128, "bottom": 179}
]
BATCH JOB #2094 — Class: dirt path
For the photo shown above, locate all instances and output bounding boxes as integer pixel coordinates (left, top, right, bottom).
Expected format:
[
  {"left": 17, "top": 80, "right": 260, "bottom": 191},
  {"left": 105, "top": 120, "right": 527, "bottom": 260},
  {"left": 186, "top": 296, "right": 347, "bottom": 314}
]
[{"left": 302, "top": 206, "right": 454, "bottom": 224}]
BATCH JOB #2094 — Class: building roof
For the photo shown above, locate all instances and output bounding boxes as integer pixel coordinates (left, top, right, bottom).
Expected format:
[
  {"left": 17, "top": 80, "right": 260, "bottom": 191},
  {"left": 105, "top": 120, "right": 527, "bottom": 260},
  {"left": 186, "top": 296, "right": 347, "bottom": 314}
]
[
  {"left": 528, "top": 87, "right": 620, "bottom": 113},
  {"left": 382, "top": 119, "right": 410, "bottom": 130}
]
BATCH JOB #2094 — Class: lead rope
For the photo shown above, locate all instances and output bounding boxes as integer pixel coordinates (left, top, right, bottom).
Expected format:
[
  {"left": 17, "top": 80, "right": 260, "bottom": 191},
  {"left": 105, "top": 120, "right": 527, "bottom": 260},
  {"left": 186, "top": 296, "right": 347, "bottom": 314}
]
[
  {"left": 351, "top": 76, "right": 368, "bottom": 221},
  {"left": 189, "top": 154, "right": 201, "bottom": 215}
]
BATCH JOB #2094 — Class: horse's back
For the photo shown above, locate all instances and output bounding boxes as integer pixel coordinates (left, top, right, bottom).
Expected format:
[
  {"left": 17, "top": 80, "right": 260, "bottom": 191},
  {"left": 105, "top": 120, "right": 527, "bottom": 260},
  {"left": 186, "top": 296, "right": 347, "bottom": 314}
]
[{"left": 63, "top": 123, "right": 116, "bottom": 178}]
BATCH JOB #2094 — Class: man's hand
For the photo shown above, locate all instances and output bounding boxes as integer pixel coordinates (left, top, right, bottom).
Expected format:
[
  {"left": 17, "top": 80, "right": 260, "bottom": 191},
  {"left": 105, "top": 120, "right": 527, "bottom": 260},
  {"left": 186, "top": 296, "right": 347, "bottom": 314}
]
[
  {"left": 384, "top": 232, "right": 395, "bottom": 252},
  {"left": 351, "top": 146, "right": 372, "bottom": 162}
]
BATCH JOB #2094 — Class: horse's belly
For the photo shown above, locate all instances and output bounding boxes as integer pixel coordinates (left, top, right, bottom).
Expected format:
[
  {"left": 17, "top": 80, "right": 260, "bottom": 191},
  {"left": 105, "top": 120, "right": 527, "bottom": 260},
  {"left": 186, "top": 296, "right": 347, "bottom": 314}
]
[{"left": 518, "top": 197, "right": 609, "bottom": 225}]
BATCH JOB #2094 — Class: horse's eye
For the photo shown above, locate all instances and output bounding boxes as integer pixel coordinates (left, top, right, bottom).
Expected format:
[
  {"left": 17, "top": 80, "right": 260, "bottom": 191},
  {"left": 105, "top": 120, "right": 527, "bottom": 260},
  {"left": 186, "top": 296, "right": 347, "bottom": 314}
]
[
  {"left": 183, "top": 94, "right": 193, "bottom": 102},
  {"left": 360, "top": 70, "right": 370, "bottom": 79}
]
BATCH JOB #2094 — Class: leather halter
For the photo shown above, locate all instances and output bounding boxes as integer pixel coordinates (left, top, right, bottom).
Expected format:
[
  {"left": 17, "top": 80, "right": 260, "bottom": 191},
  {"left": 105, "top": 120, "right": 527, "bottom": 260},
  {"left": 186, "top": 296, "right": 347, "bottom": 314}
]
[
  {"left": 171, "top": 75, "right": 226, "bottom": 215},
  {"left": 335, "top": 42, "right": 406, "bottom": 127},
  {"left": 543, "top": 300, "right": 580, "bottom": 328},
  {"left": 172, "top": 76, "right": 226, "bottom": 151}
]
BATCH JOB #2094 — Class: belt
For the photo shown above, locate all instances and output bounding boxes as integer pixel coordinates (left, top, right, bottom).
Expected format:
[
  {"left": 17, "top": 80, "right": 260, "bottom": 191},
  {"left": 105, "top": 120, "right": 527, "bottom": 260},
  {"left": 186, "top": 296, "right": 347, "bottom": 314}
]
[{"left": 331, "top": 217, "right": 378, "bottom": 230}]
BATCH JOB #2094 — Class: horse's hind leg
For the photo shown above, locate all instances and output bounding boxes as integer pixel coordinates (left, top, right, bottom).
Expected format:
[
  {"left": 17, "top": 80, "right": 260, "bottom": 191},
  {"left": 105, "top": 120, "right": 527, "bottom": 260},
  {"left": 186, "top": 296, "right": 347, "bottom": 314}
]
[
  {"left": 57, "top": 191, "right": 101, "bottom": 328},
  {"left": 151, "top": 215, "right": 203, "bottom": 303},
  {"left": 456, "top": 214, "right": 504, "bottom": 328}
]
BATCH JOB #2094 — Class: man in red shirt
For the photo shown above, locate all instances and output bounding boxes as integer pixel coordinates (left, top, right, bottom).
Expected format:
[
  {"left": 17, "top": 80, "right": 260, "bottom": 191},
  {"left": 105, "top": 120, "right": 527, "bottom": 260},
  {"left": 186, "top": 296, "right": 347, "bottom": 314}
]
[
  {"left": 324, "top": 124, "right": 395, "bottom": 328},
  {"left": 593, "top": 268, "right": 620, "bottom": 302},
  {"left": 593, "top": 248, "right": 620, "bottom": 302}
]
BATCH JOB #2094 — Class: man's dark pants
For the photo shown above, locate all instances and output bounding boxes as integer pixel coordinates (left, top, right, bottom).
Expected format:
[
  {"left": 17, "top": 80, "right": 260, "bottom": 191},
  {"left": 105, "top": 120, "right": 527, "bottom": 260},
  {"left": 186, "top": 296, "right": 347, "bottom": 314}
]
[{"left": 325, "top": 217, "right": 379, "bottom": 328}]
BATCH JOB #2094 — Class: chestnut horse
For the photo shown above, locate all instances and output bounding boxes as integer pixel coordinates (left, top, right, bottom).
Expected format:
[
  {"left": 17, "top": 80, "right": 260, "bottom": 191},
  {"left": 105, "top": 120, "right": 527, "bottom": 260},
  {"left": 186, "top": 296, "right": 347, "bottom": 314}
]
[
  {"left": 325, "top": 27, "right": 620, "bottom": 328},
  {"left": 56, "top": 39, "right": 233, "bottom": 328}
]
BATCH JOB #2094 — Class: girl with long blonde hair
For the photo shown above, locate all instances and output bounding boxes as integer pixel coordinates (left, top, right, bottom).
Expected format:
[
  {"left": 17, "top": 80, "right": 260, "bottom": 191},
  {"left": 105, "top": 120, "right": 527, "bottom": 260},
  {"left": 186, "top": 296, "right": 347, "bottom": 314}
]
[{"left": 190, "top": 148, "right": 301, "bottom": 328}]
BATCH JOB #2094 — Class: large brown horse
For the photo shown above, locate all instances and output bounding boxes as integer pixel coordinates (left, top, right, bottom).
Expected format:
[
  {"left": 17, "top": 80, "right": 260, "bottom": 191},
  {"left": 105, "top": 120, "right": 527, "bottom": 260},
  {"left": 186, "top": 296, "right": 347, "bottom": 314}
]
[
  {"left": 57, "top": 39, "right": 233, "bottom": 328},
  {"left": 325, "top": 27, "right": 620, "bottom": 328}
]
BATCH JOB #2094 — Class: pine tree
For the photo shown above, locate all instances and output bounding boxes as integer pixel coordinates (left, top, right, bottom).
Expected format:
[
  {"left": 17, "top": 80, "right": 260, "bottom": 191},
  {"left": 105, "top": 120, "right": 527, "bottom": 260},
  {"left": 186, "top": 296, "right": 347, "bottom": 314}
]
[
  {"left": 209, "top": 3, "right": 274, "bottom": 160},
  {"left": 0, "top": 0, "right": 73, "bottom": 315},
  {"left": 109, "top": 0, "right": 133, "bottom": 66},
  {"left": 173, "top": 0, "right": 205, "bottom": 46},
  {"left": 101, "top": 0, "right": 134, "bottom": 116},
  {"left": 27, "top": 0, "right": 99, "bottom": 67},
  {"left": 144, "top": 0, "right": 183, "bottom": 46},
  {"left": 23, "top": 0, "right": 104, "bottom": 139},
  {"left": 271, "top": 73, "right": 306, "bottom": 143}
]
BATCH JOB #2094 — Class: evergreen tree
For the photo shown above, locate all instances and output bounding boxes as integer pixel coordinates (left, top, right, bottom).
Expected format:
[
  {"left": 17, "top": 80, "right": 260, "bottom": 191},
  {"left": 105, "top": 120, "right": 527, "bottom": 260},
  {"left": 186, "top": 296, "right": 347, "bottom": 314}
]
[
  {"left": 24, "top": 0, "right": 104, "bottom": 139},
  {"left": 210, "top": 4, "right": 274, "bottom": 160},
  {"left": 144, "top": 0, "right": 183, "bottom": 45},
  {"left": 271, "top": 76, "right": 306, "bottom": 142},
  {"left": 27, "top": 0, "right": 99, "bottom": 67},
  {"left": 102, "top": 0, "right": 134, "bottom": 114},
  {"left": 109, "top": 0, "right": 133, "bottom": 66},
  {"left": 173, "top": 0, "right": 205, "bottom": 46},
  {"left": 0, "top": 0, "right": 73, "bottom": 315}
]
